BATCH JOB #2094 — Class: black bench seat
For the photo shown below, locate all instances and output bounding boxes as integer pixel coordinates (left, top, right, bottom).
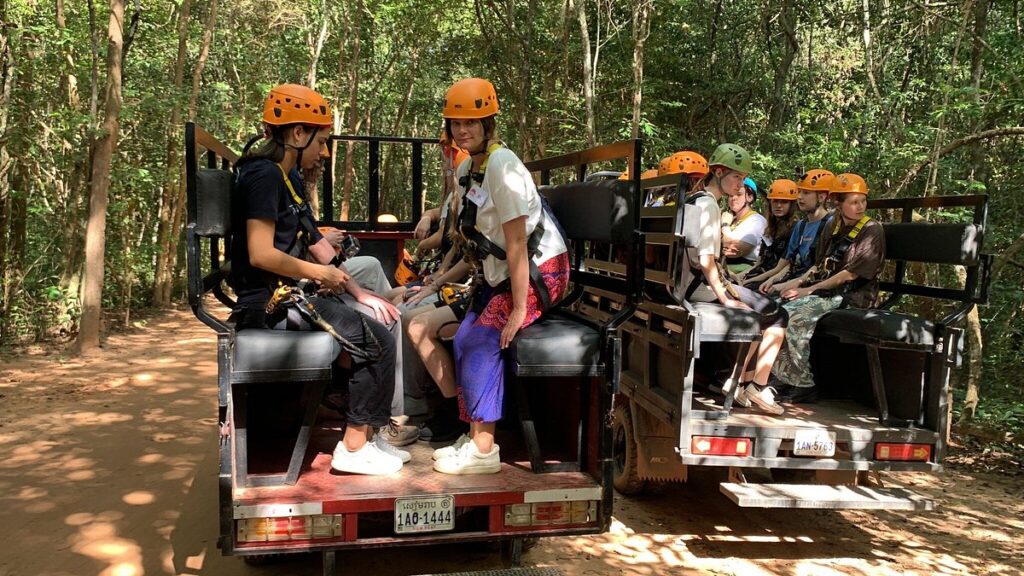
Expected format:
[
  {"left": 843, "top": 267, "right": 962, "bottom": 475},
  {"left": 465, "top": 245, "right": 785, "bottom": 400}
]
[
  {"left": 510, "top": 311, "right": 604, "bottom": 377},
  {"left": 817, "top": 309, "right": 937, "bottom": 349},
  {"left": 232, "top": 330, "right": 338, "bottom": 384}
]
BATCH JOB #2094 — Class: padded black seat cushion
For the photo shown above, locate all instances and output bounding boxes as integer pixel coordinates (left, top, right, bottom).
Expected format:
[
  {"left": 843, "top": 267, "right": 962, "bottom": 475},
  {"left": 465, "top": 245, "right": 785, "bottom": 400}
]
[
  {"left": 690, "top": 303, "right": 762, "bottom": 341},
  {"left": 233, "top": 329, "right": 338, "bottom": 381},
  {"left": 817, "top": 309, "right": 937, "bottom": 348},
  {"left": 509, "top": 311, "right": 603, "bottom": 376}
]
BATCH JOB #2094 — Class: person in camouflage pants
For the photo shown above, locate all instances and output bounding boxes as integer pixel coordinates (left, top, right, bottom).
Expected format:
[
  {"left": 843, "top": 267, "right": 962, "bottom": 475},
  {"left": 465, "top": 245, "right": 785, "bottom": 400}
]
[{"left": 771, "top": 295, "right": 844, "bottom": 389}]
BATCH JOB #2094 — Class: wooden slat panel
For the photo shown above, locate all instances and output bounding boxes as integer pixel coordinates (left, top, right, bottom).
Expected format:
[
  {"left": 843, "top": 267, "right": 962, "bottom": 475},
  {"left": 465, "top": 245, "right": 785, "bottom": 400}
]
[{"left": 194, "top": 125, "right": 239, "bottom": 164}]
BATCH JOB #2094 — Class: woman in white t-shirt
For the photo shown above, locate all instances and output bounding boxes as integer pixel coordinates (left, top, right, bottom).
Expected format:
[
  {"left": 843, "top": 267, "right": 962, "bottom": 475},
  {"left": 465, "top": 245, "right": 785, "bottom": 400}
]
[{"left": 432, "top": 78, "right": 570, "bottom": 475}]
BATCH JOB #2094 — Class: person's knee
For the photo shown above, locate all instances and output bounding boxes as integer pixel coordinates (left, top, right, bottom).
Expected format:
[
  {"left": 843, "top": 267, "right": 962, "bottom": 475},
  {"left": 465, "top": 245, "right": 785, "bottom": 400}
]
[{"left": 407, "top": 316, "right": 428, "bottom": 344}]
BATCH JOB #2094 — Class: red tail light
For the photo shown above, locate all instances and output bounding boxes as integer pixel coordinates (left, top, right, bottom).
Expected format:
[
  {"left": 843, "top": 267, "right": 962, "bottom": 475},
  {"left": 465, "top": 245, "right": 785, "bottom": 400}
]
[
  {"left": 691, "top": 436, "right": 752, "bottom": 457},
  {"left": 874, "top": 443, "right": 932, "bottom": 462}
]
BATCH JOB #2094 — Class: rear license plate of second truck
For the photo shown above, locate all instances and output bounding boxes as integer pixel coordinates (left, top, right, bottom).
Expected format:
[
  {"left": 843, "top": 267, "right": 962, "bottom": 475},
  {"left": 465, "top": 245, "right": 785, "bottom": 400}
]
[
  {"left": 394, "top": 495, "right": 455, "bottom": 534},
  {"left": 793, "top": 430, "right": 836, "bottom": 457}
]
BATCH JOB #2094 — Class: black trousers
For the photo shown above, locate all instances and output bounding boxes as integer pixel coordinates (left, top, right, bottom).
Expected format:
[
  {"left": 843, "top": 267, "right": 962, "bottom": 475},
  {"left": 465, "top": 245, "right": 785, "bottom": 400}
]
[
  {"left": 234, "top": 295, "right": 396, "bottom": 428},
  {"left": 308, "top": 295, "right": 396, "bottom": 427}
]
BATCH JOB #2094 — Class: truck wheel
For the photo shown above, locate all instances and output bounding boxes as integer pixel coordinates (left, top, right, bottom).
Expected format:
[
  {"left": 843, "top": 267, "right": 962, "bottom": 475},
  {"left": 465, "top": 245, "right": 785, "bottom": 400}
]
[{"left": 612, "top": 403, "right": 647, "bottom": 495}]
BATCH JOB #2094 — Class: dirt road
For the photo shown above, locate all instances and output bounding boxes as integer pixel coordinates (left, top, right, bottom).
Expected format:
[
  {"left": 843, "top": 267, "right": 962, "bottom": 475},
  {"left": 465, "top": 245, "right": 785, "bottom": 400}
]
[{"left": 1, "top": 309, "right": 1021, "bottom": 576}]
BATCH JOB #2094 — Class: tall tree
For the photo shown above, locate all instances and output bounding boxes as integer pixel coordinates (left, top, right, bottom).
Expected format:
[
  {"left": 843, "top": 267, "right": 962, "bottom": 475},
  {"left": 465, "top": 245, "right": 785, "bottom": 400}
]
[
  {"left": 77, "top": 0, "right": 126, "bottom": 353},
  {"left": 152, "top": 0, "right": 192, "bottom": 307}
]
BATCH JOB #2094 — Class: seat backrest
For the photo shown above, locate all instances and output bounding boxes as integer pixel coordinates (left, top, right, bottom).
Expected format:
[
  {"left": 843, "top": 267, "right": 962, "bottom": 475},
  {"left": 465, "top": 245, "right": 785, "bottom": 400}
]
[
  {"left": 194, "top": 168, "right": 234, "bottom": 238},
  {"left": 882, "top": 222, "right": 981, "bottom": 266},
  {"left": 866, "top": 194, "right": 991, "bottom": 314},
  {"left": 540, "top": 179, "right": 634, "bottom": 243},
  {"left": 184, "top": 123, "right": 240, "bottom": 332}
]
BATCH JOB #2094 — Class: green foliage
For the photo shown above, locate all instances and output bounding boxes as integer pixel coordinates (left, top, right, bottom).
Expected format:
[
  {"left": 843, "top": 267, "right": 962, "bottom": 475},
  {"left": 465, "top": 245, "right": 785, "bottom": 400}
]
[{"left": 0, "top": 0, "right": 1021, "bottom": 421}]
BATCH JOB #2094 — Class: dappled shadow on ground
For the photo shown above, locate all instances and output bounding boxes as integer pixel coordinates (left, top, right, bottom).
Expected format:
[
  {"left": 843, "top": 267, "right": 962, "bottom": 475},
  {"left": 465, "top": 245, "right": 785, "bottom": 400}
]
[{"left": 1, "top": 308, "right": 1021, "bottom": 576}]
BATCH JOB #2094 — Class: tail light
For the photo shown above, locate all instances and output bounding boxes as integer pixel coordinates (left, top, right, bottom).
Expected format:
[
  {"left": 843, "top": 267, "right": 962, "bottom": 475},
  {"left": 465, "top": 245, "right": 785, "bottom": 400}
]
[
  {"left": 237, "top": 514, "right": 343, "bottom": 543},
  {"left": 874, "top": 443, "right": 932, "bottom": 462},
  {"left": 691, "top": 436, "right": 752, "bottom": 457},
  {"left": 504, "top": 501, "right": 597, "bottom": 527}
]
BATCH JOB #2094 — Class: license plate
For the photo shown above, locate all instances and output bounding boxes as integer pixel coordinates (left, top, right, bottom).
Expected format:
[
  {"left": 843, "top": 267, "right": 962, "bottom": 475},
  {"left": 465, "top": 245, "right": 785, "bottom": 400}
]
[
  {"left": 793, "top": 429, "right": 836, "bottom": 457},
  {"left": 394, "top": 495, "right": 455, "bottom": 534}
]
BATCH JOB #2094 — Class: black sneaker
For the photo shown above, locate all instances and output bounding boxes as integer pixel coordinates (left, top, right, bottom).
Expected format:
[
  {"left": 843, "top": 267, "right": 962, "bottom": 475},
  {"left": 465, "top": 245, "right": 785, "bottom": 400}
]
[
  {"left": 419, "top": 415, "right": 468, "bottom": 443},
  {"left": 774, "top": 384, "right": 819, "bottom": 404}
]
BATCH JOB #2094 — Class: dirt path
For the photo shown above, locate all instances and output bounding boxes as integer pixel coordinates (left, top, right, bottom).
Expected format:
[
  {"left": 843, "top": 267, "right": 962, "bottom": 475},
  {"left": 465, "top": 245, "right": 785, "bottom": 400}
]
[{"left": 1, "top": 309, "right": 1021, "bottom": 576}]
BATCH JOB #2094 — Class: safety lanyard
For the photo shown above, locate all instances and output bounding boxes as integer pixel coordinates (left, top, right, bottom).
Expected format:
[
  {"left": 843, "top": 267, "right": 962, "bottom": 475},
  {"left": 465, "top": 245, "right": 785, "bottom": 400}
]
[
  {"left": 276, "top": 163, "right": 305, "bottom": 206},
  {"left": 831, "top": 215, "right": 870, "bottom": 241},
  {"left": 729, "top": 208, "right": 757, "bottom": 231}
]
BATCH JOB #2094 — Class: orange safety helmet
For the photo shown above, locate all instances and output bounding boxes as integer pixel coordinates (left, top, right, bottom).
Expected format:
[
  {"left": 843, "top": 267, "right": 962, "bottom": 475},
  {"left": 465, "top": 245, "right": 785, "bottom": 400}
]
[
  {"left": 263, "top": 84, "right": 333, "bottom": 127},
  {"left": 442, "top": 78, "right": 499, "bottom": 119},
  {"left": 395, "top": 249, "right": 420, "bottom": 285},
  {"left": 767, "top": 179, "right": 799, "bottom": 201},
  {"left": 832, "top": 173, "right": 869, "bottom": 196},
  {"left": 640, "top": 169, "right": 660, "bottom": 180},
  {"left": 796, "top": 168, "right": 835, "bottom": 193},
  {"left": 377, "top": 213, "right": 399, "bottom": 223},
  {"left": 658, "top": 151, "right": 709, "bottom": 177}
]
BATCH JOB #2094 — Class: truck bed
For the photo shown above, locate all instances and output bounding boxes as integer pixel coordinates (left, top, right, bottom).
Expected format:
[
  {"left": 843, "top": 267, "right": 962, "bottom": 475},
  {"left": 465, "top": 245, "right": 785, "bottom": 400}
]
[
  {"left": 234, "top": 431, "right": 601, "bottom": 513},
  {"left": 676, "top": 394, "right": 942, "bottom": 472},
  {"left": 691, "top": 394, "right": 941, "bottom": 439}
]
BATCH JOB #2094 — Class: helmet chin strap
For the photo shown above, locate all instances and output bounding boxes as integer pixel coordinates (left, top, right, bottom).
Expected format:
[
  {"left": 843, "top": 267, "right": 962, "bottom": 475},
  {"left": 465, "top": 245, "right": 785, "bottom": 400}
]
[{"left": 282, "top": 126, "right": 319, "bottom": 157}]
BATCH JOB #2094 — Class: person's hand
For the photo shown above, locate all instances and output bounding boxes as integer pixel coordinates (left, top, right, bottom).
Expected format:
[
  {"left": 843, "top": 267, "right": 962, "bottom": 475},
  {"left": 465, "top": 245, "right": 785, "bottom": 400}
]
[
  {"left": 759, "top": 278, "right": 775, "bottom": 294},
  {"left": 723, "top": 245, "right": 740, "bottom": 258},
  {"left": 405, "top": 284, "right": 437, "bottom": 307},
  {"left": 500, "top": 307, "right": 528, "bottom": 349},
  {"left": 317, "top": 264, "right": 350, "bottom": 293},
  {"left": 782, "top": 286, "right": 810, "bottom": 301},
  {"left": 722, "top": 298, "right": 752, "bottom": 311},
  {"left": 414, "top": 216, "right": 432, "bottom": 240},
  {"left": 356, "top": 292, "right": 400, "bottom": 325},
  {"left": 322, "top": 228, "right": 346, "bottom": 249}
]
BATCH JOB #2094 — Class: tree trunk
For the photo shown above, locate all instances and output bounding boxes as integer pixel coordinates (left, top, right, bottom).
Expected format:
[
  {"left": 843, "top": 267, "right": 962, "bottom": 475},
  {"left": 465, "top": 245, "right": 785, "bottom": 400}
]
[
  {"left": 76, "top": 0, "right": 126, "bottom": 354},
  {"left": 861, "top": 0, "right": 882, "bottom": 101},
  {"left": 955, "top": 265, "right": 984, "bottom": 425},
  {"left": 151, "top": 0, "right": 191, "bottom": 307},
  {"left": 0, "top": 5, "right": 14, "bottom": 342},
  {"left": 629, "top": 0, "right": 651, "bottom": 139},
  {"left": 571, "top": 0, "right": 596, "bottom": 147},
  {"left": 925, "top": 0, "right": 974, "bottom": 195},
  {"left": 306, "top": 2, "right": 329, "bottom": 90},
  {"left": 767, "top": 0, "right": 798, "bottom": 129},
  {"left": 340, "top": 0, "right": 363, "bottom": 221}
]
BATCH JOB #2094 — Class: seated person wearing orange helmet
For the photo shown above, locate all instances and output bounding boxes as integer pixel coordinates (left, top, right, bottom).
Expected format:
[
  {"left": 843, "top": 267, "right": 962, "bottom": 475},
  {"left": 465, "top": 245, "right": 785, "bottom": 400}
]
[
  {"left": 681, "top": 143, "right": 788, "bottom": 415},
  {"left": 433, "top": 78, "right": 571, "bottom": 475},
  {"left": 228, "top": 84, "right": 406, "bottom": 476},
  {"left": 756, "top": 169, "right": 835, "bottom": 295},
  {"left": 770, "top": 174, "right": 884, "bottom": 403},
  {"left": 648, "top": 151, "right": 708, "bottom": 207},
  {"left": 739, "top": 179, "right": 799, "bottom": 290}
]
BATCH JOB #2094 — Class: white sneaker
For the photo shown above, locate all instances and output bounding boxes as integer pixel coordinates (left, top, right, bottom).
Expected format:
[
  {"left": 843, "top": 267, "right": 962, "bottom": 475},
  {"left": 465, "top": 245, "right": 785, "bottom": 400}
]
[
  {"left": 743, "top": 384, "right": 785, "bottom": 415},
  {"left": 331, "top": 441, "right": 403, "bottom": 475},
  {"left": 732, "top": 384, "right": 752, "bottom": 408},
  {"left": 433, "top": 440, "right": 501, "bottom": 475},
  {"left": 374, "top": 433, "right": 411, "bottom": 463},
  {"left": 432, "top": 434, "right": 470, "bottom": 461}
]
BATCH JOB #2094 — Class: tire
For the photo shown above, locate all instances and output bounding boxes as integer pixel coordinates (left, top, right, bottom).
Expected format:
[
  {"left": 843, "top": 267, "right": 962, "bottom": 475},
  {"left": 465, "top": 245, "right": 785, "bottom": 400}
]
[{"left": 612, "top": 403, "right": 647, "bottom": 495}]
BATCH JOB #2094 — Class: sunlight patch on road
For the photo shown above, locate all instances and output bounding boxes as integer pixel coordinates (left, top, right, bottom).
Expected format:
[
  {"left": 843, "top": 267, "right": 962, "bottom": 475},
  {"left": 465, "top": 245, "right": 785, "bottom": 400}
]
[{"left": 122, "top": 491, "right": 155, "bottom": 505}]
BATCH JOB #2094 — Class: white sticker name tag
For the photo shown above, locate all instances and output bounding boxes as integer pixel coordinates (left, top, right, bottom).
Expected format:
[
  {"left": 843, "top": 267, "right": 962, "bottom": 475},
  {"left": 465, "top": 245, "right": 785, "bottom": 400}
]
[{"left": 466, "top": 185, "right": 489, "bottom": 207}]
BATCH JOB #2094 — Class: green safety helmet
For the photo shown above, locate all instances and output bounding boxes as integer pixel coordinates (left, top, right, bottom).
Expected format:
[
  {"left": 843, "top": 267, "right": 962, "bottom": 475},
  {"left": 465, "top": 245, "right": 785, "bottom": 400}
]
[{"left": 708, "top": 143, "right": 753, "bottom": 175}]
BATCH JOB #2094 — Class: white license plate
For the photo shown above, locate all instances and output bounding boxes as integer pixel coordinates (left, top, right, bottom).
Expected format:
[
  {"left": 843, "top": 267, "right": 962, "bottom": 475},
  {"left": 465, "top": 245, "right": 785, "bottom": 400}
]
[
  {"left": 793, "top": 429, "right": 836, "bottom": 457},
  {"left": 394, "top": 495, "right": 455, "bottom": 534}
]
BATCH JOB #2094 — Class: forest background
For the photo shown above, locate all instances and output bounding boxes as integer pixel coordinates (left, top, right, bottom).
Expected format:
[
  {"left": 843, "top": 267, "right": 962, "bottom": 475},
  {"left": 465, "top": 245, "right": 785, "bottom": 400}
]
[{"left": 0, "top": 0, "right": 1022, "bottom": 438}]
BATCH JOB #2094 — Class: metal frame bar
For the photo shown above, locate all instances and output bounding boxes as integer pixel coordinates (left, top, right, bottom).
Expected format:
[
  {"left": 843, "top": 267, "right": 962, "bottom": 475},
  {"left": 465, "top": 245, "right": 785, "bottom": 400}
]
[{"left": 322, "top": 134, "right": 436, "bottom": 229}]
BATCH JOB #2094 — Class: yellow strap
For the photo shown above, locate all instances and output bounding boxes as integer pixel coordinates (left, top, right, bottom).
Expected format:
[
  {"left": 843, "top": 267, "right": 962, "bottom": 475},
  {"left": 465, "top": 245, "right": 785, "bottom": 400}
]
[
  {"left": 832, "top": 214, "right": 871, "bottom": 240},
  {"left": 276, "top": 163, "right": 304, "bottom": 206},
  {"left": 477, "top": 141, "right": 504, "bottom": 175},
  {"left": 729, "top": 209, "right": 758, "bottom": 231}
]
